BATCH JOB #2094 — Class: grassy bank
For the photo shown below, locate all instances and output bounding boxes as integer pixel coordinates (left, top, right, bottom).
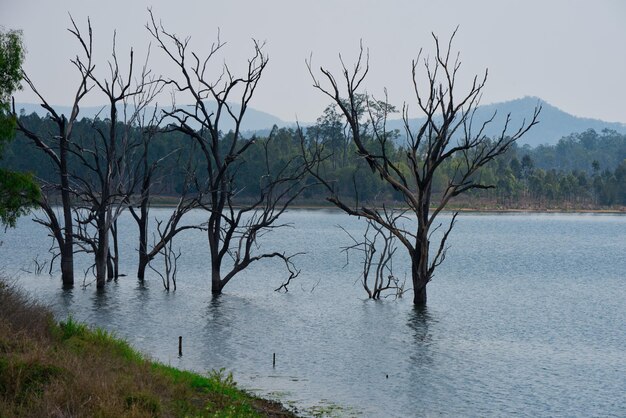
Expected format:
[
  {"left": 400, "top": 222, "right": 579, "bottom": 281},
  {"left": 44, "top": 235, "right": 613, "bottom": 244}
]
[{"left": 0, "top": 280, "right": 295, "bottom": 417}]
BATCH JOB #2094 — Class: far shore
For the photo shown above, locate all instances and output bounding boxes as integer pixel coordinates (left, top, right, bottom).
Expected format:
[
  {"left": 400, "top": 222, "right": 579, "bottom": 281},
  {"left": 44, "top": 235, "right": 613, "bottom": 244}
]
[
  {"left": 143, "top": 196, "right": 626, "bottom": 214},
  {"left": 289, "top": 205, "right": 626, "bottom": 214},
  {"left": 37, "top": 194, "right": 625, "bottom": 215}
]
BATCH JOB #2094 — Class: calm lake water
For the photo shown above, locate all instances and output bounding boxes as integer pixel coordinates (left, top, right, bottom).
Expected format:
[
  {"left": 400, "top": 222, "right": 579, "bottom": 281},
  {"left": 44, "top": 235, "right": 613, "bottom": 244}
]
[{"left": 1, "top": 210, "right": 625, "bottom": 417}]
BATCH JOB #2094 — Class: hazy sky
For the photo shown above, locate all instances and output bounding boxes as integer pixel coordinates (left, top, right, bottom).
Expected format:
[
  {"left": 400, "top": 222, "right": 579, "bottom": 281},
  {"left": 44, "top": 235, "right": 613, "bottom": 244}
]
[{"left": 2, "top": 0, "right": 626, "bottom": 123}]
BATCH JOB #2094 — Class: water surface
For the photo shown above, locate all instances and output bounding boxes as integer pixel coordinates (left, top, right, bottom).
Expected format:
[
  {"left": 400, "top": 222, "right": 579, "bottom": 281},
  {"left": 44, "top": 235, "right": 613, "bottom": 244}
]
[{"left": 1, "top": 210, "right": 625, "bottom": 417}]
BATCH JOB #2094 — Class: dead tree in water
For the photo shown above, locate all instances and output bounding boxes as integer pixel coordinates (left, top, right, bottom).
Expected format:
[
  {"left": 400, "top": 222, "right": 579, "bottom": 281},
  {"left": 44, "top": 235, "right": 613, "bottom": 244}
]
[
  {"left": 147, "top": 12, "right": 313, "bottom": 294},
  {"left": 341, "top": 216, "right": 406, "bottom": 300},
  {"left": 129, "top": 149, "right": 204, "bottom": 283},
  {"left": 14, "top": 17, "right": 95, "bottom": 288},
  {"left": 148, "top": 217, "right": 182, "bottom": 291},
  {"left": 125, "top": 92, "right": 203, "bottom": 283},
  {"left": 69, "top": 23, "right": 156, "bottom": 288},
  {"left": 306, "top": 31, "right": 540, "bottom": 306}
]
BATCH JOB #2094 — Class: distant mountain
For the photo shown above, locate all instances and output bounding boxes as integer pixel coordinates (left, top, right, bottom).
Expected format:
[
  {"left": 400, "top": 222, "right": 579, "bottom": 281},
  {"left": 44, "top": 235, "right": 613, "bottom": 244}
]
[
  {"left": 385, "top": 97, "right": 626, "bottom": 147},
  {"left": 14, "top": 102, "right": 289, "bottom": 134},
  {"left": 16, "top": 97, "right": 626, "bottom": 147},
  {"left": 472, "top": 97, "right": 626, "bottom": 147}
]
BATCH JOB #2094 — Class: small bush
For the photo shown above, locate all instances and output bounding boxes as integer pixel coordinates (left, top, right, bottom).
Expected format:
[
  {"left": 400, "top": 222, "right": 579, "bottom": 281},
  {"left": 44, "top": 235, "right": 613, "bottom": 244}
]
[{"left": 57, "top": 315, "right": 88, "bottom": 340}]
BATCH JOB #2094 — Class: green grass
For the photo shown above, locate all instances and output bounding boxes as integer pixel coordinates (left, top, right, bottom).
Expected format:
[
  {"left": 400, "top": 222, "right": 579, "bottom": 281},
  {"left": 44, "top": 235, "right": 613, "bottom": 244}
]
[{"left": 51, "top": 316, "right": 142, "bottom": 362}]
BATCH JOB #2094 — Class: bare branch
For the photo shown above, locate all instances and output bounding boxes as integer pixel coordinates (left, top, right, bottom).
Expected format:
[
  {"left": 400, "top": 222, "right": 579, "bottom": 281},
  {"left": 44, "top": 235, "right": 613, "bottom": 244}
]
[{"left": 307, "top": 31, "right": 540, "bottom": 305}]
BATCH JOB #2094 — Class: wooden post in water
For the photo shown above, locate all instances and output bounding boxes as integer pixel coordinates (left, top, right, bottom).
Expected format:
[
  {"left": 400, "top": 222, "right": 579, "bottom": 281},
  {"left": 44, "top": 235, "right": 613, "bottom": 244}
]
[
  {"left": 273, "top": 352, "right": 276, "bottom": 368},
  {"left": 178, "top": 336, "right": 182, "bottom": 357}
]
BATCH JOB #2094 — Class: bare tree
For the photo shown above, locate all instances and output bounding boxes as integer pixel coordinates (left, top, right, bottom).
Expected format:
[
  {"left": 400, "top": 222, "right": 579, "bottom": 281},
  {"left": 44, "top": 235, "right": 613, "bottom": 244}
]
[
  {"left": 129, "top": 149, "right": 204, "bottom": 282},
  {"left": 123, "top": 85, "right": 204, "bottom": 282},
  {"left": 69, "top": 22, "right": 156, "bottom": 288},
  {"left": 127, "top": 106, "right": 162, "bottom": 282},
  {"left": 148, "top": 217, "right": 182, "bottom": 291},
  {"left": 341, "top": 216, "right": 407, "bottom": 300},
  {"left": 306, "top": 31, "right": 540, "bottom": 306},
  {"left": 147, "top": 12, "right": 312, "bottom": 294},
  {"left": 13, "top": 17, "right": 96, "bottom": 288}
]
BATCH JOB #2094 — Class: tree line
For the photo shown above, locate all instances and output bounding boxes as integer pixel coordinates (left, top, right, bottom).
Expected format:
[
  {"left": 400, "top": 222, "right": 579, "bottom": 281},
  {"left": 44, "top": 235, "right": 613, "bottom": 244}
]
[
  {"left": 5, "top": 112, "right": 625, "bottom": 209},
  {"left": 463, "top": 129, "right": 626, "bottom": 208}
]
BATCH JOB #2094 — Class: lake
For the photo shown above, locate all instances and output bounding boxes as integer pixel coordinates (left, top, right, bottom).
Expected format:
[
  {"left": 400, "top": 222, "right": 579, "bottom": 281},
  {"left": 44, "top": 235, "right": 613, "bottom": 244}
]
[{"left": 1, "top": 210, "right": 625, "bottom": 417}]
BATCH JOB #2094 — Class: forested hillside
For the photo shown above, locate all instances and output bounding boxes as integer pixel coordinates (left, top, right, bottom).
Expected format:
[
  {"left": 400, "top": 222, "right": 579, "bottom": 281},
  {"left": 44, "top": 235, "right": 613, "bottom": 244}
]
[{"left": 2, "top": 111, "right": 625, "bottom": 209}]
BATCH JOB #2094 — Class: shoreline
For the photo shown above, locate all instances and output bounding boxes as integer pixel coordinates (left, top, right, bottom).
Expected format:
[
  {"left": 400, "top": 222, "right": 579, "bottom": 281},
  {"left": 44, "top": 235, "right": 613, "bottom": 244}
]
[
  {"left": 144, "top": 198, "right": 626, "bottom": 215},
  {"left": 287, "top": 205, "right": 626, "bottom": 214},
  {"left": 0, "top": 280, "right": 297, "bottom": 417},
  {"left": 38, "top": 193, "right": 625, "bottom": 214}
]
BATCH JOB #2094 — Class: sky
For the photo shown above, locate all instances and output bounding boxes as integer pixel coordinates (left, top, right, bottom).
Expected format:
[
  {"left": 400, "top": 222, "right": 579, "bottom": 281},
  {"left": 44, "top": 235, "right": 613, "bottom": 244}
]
[{"left": 2, "top": 0, "right": 626, "bottom": 123}]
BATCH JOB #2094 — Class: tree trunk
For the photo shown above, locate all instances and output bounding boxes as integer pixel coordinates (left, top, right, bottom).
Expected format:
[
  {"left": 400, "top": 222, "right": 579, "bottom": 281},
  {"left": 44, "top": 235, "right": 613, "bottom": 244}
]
[
  {"left": 107, "top": 255, "right": 114, "bottom": 281},
  {"left": 95, "top": 213, "right": 109, "bottom": 288},
  {"left": 211, "top": 266, "right": 222, "bottom": 294},
  {"left": 209, "top": 211, "right": 223, "bottom": 294},
  {"left": 136, "top": 208, "right": 148, "bottom": 282},
  {"left": 137, "top": 252, "right": 149, "bottom": 282},
  {"left": 95, "top": 249, "right": 107, "bottom": 288},
  {"left": 412, "top": 219, "right": 430, "bottom": 307},
  {"left": 411, "top": 258, "right": 428, "bottom": 307},
  {"left": 60, "top": 135, "right": 74, "bottom": 288},
  {"left": 110, "top": 220, "right": 119, "bottom": 280},
  {"left": 412, "top": 282, "right": 427, "bottom": 306},
  {"left": 134, "top": 184, "right": 150, "bottom": 282},
  {"left": 60, "top": 243, "right": 74, "bottom": 289}
]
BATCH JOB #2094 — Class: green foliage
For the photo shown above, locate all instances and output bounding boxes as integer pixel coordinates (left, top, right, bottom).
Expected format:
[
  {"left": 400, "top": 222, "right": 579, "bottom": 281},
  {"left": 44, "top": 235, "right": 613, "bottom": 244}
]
[
  {"left": 0, "top": 29, "right": 24, "bottom": 147},
  {"left": 0, "top": 28, "right": 40, "bottom": 228},
  {"left": 153, "top": 365, "right": 238, "bottom": 395},
  {"left": 85, "top": 327, "right": 144, "bottom": 363},
  {"left": 205, "top": 369, "right": 239, "bottom": 397},
  {"left": 57, "top": 316, "right": 88, "bottom": 340},
  {"left": 152, "top": 365, "right": 264, "bottom": 416},
  {"left": 56, "top": 316, "right": 144, "bottom": 363},
  {"left": 523, "top": 128, "right": 626, "bottom": 173},
  {"left": 0, "top": 112, "right": 16, "bottom": 152},
  {"left": 0, "top": 29, "right": 24, "bottom": 103},
  {"left": 0, "top": 168, "right": 39, "bottom": 227},
  {"left": 468, "top": 132, "right": 626, "bottom": 207}
]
